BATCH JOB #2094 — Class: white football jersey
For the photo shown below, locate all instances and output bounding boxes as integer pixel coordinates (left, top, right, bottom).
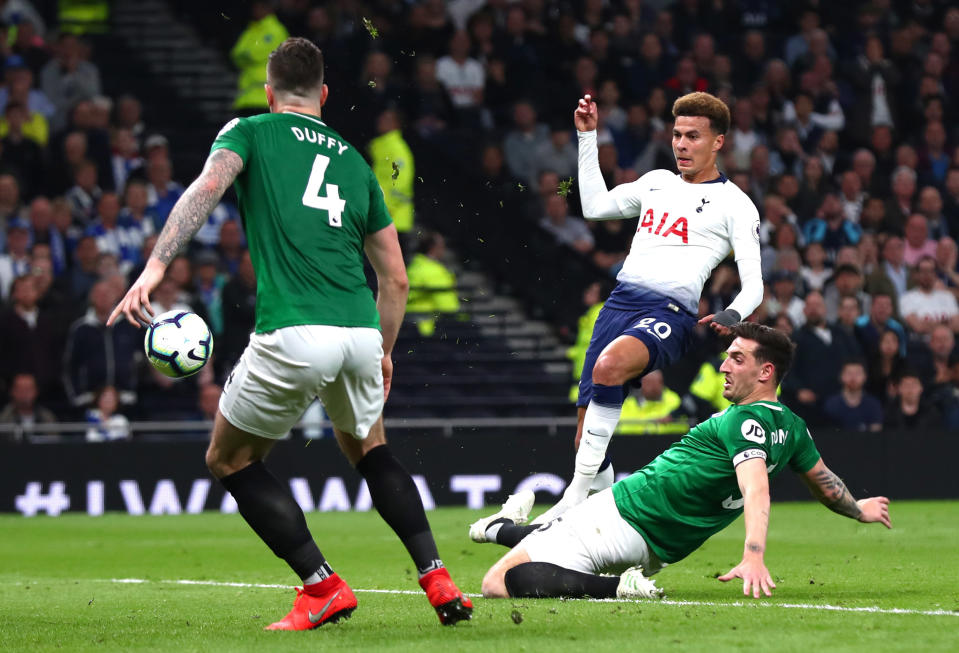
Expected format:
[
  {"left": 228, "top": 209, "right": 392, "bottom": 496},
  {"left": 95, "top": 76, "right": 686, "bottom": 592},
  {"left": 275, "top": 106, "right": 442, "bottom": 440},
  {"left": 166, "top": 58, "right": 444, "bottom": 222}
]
[{"left": 607, "top": 169, "right": 761, "bottom": 312}]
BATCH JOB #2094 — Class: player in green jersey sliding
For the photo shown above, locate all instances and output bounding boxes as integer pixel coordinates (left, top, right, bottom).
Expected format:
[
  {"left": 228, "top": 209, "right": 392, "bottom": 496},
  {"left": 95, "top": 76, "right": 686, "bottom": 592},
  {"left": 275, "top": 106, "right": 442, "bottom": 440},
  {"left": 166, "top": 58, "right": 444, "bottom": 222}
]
[
  {"left": 108, "top": 37, "right": 472, "bottom": 629},
  {"left": 472, "top": 322, "right": 891, "bottom": 600}
]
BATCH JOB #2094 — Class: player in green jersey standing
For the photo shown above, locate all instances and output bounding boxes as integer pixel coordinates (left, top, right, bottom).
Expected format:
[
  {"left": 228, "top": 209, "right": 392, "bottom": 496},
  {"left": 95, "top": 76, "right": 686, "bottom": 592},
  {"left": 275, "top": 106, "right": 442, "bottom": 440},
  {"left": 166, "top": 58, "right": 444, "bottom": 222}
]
[
  {"left": 472, "top": 323, "right": 891, "bottom": 600},
  {"left": 108, "top": 38, "right": 472, "bottom": 629}
]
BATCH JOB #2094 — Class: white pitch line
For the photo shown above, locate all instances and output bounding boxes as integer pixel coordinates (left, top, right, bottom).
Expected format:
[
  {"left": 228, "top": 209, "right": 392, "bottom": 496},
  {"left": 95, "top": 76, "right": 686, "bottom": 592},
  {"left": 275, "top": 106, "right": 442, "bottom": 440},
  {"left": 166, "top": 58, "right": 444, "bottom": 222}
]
[{"left": 104, "top": 578, "right": 958, "bottom": 618}]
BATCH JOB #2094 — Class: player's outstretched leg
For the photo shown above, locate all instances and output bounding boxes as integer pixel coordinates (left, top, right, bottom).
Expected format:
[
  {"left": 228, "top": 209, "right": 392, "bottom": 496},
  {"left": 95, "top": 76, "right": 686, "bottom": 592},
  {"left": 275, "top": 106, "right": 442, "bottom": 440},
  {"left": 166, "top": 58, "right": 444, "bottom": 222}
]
[
  {"left": 208, "top": 413, "right": 357, "bottom": 630},
  {"left": 348, "top": 436, "right": 472, "bottom": 625},
  {"left": 469, "top": 490, "right": 535, "bottom": 542}
]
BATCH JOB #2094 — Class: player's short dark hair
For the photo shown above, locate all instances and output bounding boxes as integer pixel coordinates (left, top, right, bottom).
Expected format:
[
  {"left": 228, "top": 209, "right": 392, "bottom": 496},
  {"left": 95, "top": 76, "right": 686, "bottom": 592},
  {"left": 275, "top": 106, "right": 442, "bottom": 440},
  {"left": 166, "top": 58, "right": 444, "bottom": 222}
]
[
  {"left": 267, "top": 37, "right": 324, "bottom": 97},
  {"left": 672, "top": 92, "right": 730, "bottom": 135},
  {"left": 729, "top": 322, "right": 795, "bottom": 384}
]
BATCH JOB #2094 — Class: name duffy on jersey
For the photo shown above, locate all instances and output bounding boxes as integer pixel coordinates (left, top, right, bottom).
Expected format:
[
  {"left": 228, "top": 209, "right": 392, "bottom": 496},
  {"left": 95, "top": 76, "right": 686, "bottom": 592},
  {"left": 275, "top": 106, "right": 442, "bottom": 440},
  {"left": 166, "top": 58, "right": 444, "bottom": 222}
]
[{"left": 613, "top": 169, "right": 761, "bottom": 312}]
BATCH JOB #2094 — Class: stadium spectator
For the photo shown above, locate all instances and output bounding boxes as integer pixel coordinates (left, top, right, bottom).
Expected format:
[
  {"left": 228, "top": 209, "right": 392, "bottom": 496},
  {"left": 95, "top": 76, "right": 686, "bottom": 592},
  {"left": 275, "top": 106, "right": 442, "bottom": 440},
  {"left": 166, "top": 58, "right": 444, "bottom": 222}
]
[
  {"left": 0, "top": 269, "right": 60, "bottom": 392},
  {"left": 884, "top": 371, "right": 942, "bottom": 430},
  {"left": 782, "top": 290, "right": 861, "bottom": 425},
  {"left": 902, "top": 214, "right": 937, "bottom": 266},
  {"left": 884, "top": 166, "right": 917, "bottom": 235},
  {"left": 590, "top": 218, "right": 629, "bottom": 277},
  {"left": 402, "top": 55, "right": 453, "bottom": 139},
  {"left": 369, "top": 109, "right": 414, "bottom": 237},
  {"left": 865, "top": 236, "right": 907, "bottom": 303},
  {"left": 114, "top": 94, "right": 145, "bottom": 150},
  {"left": 1, "top": 103, "right": 43, "bottom": 198},
  {"left": 823, "top": 264, "right": 870, "bottom": 324},
  {"left": 0, "top": 372, "right": 57, "bottom": 442},
  {"left": 838, "top": 170, "right": 865, "bottom": 225},
  {"left": 866, "top": 328, "right": 907, "bottom": 407},
  {"left": 765, "top": 270, "right": 805, "bottom": 329},
  {"left": 837, "top": 296, "right": 862, "bottom": 336},
  {"left": 917, "top": 187, "right": 949, "bottom": 241},
  {"left": 230, "top": 0, "right": 288, "bottom": 116},
  {"left": 855, "top": 291, "right": 907, "bottom": 357},
  {"left": 802, "top": 193, "right": 862, "bottom": 262},
  {"left": 0, "top": 59, "right": 52, "bottom": 145},
  {"left": 218, "top": 249, "right": 256, "bottom": 377},
  {"left": 84, "top": 385, "right": 130, "bottom": 442},
  {"left": 617, "top": 369, "right": 686, "bottom": 435},
  {"left": 435, "top": 29, "right": 484, "bottom": 129},
  {"left": 62, "top": 280, "right": 138, "bottom": 410},
  {"left": 503, "top": 100, "right": 550, "bottom": 187},
  {"left": 109, "top": 127, "right": 144, "bottom": 192},
  {"left": 844, "top": 34, "right": 899, "bottom": 148},
  {"left": 405, "top": 230, "right": 460, "bottom": 337},
  {"left": 800, "top": 242, "right": 831, "bottom": 293},
  {"left": 144, "top": 157, "right": 184, "bottom": 228},
  {"left": 539, "top": 193, "right": 592, "bottom": 254},
  {"left": 215, "top": 219, "right": 245, "bottom": 277},
  {"left": 0, "top": 218, "right": 31, "bottom": 299},
  {"left": 918, "top": 120, "right": 949, "bottom": 188},
  {"left": 899, "top": 256, "right": 959, "bottom": 337},
  {"left": 192, "top": 249, "right": 224, "bottom": 338},
  {"left": 934, "top": 237, "right": 959, "bottom": 298},
  {"left": 40, "top": 33, "right": 101, "bottom": 132},
  {"left": 535, "top": 120, "right": 578, "bottom": 181},
  {"left": 65, "top": 159, "right": 101, "bottom": 225},
  {"left": 915, "top": 324, "right": 958, "bottom": 392},
  {"left": 823, "top": 360, "right": 883, "bottom": 432}
]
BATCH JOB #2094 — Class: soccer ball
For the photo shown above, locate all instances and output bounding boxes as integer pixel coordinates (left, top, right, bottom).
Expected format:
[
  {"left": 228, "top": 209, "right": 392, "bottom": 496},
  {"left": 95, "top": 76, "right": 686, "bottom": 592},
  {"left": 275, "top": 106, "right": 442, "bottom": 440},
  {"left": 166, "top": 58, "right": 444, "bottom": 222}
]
[{"left": 144, "top": 310, "right": 213, "bottom": 378}]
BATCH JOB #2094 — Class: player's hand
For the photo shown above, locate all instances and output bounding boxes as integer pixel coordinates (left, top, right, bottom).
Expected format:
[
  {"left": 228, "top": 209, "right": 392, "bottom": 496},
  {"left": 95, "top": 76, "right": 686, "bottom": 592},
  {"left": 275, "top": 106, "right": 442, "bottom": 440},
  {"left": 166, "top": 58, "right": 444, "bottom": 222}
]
[
  {"left": 857, "top": 496, "right": 891, "bottom": 528},
  {"left": 381, "top": 354, "right": 394, "bottom": 401},
  {"left": 718, "top": 557, "right": 776, "bottom": 598},
  {"left": 574, "top": 94, "right": 598, "bottom": 132},
  {"left": 697, "top": 314, "right": 734, "bottom": 336},
  {"left": 107, "top": 259, "right": 166, "bottom": 327}
]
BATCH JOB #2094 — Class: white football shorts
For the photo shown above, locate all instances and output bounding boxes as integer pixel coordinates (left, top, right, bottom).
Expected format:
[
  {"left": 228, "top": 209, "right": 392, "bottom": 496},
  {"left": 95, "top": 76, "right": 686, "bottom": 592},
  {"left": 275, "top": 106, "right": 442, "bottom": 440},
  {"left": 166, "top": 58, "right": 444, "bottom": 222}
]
[
  {"left": 521, "top": 488, "right": 665, "bottom": 576},
  {"left": 219, "top": 325, "right": 384, "bottom": 440}
]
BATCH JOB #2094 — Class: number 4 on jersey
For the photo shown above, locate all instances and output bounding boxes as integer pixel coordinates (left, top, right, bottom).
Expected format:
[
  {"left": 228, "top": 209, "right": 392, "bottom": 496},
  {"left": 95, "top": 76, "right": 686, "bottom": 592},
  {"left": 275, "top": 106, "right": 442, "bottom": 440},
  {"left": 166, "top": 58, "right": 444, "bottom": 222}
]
[{"left": 302, "top": 153, "right": 346, "bottom": 227}]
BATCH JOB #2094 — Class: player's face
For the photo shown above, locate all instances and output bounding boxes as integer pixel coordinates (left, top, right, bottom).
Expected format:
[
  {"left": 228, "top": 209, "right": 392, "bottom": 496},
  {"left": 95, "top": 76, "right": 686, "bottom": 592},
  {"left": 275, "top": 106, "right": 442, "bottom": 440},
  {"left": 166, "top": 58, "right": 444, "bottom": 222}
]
[
  {"left": 672, "top": 116, "right": 722, "bottom": 180},
  {"left": 719, "top": 338, "right": 766, "bottom": 402}
]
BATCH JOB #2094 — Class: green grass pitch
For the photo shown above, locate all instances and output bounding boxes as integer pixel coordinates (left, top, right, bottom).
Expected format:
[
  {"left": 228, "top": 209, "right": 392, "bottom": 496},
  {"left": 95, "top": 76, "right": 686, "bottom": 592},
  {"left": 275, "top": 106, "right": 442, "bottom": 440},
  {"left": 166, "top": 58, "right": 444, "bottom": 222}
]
[{"left": 2, "top": 501, "right": 957, "bottom": 652}]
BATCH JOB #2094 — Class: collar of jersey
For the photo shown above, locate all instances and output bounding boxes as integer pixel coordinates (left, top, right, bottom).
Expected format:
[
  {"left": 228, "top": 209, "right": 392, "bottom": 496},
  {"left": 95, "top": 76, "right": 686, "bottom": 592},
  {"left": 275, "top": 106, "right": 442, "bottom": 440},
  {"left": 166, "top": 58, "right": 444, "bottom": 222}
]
[
  {"left": 283, "top": 110, "right": 327, "bottom": 127},
  {"left": 676, "top": 171, "right": 727, "bottom": 184}
]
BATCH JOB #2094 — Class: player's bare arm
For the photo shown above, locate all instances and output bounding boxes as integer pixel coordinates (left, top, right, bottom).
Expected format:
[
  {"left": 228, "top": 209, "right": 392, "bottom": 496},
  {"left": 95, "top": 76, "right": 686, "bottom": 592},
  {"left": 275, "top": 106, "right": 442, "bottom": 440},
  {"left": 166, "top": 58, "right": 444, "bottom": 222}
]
[
  {"left": 108, "top": 148, "right": 244, "bottom": 327},
  {"left": 718, "top": 457, "right": 776, "bottom": 598},
  {"left": 364, "top": 224, "right": 410, "bottom": 400},
  {"left": 801, "top": 459, "right": 892, "bottom": 527}
]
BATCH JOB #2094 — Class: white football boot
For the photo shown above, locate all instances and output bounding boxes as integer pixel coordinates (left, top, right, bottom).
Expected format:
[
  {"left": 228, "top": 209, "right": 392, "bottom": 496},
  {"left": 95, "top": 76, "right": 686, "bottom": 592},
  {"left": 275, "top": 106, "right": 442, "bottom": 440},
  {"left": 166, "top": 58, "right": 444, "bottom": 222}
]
[
  {"left": 468, "top": 490, "right": 536, "bottom": 543},
  {"left": 616, "top": 566, "right": 665, "bottom": 600}
]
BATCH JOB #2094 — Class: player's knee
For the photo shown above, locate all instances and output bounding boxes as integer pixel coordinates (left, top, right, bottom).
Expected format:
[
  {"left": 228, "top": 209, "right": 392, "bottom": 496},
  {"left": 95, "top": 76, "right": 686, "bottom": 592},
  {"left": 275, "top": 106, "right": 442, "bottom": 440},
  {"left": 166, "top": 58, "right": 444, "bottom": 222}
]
[
  {"left": 205, "top": 445, "right": 245, "bottom": 479},
  {"left": 481, "top": 568, "right": 509, "bottom": 598},
  {"left": 592, "top": 353, "right": 628, "bottom": 385}
]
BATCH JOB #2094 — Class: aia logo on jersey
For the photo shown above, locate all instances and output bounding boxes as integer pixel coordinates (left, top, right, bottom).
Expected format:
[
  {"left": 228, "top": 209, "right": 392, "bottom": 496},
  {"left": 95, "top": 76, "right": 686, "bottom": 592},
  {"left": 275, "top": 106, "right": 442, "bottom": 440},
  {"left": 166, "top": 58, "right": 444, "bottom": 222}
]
[{"left": 638, "top": 209, "right": 688, "bottom": 244}]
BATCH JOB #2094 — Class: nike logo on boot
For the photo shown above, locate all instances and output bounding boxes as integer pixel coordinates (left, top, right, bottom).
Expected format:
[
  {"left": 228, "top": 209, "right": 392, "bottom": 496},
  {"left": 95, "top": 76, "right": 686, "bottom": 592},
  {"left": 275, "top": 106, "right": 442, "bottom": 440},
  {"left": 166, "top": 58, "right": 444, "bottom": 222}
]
[{"left": 308, "top": 589, "right": 342, "bottom": 624}]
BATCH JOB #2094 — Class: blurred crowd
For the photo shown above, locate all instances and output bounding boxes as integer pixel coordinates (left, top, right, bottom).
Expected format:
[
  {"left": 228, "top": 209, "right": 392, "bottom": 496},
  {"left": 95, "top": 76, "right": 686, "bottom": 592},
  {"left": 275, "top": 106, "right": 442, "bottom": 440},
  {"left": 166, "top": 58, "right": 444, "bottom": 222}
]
[{"left": 4, "top": 0, "right": 959, "bottom": 439}]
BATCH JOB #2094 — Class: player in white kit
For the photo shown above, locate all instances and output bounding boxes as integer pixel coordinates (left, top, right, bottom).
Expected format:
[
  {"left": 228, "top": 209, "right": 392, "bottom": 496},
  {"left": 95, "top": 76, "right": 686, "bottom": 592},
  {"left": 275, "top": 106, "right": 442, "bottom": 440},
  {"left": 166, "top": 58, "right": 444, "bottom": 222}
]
[{"left": 511, "top": 92, "right": 765, "bottom": 528}]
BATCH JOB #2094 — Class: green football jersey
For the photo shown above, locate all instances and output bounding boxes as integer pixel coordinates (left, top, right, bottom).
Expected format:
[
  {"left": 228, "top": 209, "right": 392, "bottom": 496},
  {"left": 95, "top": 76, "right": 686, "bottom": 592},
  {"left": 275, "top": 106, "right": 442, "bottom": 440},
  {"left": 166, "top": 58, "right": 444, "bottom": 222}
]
[
  {"left": 210, "top": 112, "right": 392, "bottom": 333},
  {"left": 612, "top": 401, "right": 820, "bottom": 564}
]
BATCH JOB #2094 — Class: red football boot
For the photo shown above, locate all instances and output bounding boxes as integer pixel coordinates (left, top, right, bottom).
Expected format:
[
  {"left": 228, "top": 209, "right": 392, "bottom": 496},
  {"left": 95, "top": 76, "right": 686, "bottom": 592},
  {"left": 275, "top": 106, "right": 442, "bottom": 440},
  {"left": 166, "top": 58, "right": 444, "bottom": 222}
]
[
  {"left": 265, "top": 574, "right": 357, "bottom": 631},
  {"left": 418, "top": 567, "right": 473, "bottom": 625}
]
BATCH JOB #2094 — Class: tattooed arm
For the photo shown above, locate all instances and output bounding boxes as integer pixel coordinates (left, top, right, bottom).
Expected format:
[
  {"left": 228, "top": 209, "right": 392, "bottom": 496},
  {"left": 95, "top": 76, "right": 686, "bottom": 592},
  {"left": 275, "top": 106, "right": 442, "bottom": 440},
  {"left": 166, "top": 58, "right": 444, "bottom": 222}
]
[
  {"left": 108, "top": 149, "right": 244, "bottom": 327},
  {"left": 801, "top": 458, "right": 892, "bottom": 527},
  {"left": 718, "top": 457, "right": 777, "bottom": 598}
]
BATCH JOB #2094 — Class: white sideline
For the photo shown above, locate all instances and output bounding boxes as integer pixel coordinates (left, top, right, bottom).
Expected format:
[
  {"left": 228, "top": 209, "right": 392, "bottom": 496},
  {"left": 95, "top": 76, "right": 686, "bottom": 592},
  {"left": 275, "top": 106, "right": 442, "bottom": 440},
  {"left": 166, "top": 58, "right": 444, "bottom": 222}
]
[{"left": 103, "top": 578, "right": 959, "bottom": 618}]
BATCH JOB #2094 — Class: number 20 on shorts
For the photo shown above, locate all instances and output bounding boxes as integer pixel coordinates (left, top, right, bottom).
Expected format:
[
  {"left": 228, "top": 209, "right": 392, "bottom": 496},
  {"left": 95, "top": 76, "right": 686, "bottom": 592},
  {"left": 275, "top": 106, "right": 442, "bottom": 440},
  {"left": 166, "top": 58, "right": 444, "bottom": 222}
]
[{"left": 634, "top": 317, "right": 672, "bottom": 340}]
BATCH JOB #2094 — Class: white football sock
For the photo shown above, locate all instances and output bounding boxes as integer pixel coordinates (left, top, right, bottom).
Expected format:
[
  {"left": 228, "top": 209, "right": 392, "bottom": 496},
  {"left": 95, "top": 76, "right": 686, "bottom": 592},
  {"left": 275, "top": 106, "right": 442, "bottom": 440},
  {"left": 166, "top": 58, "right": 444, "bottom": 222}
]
[{"left": 531, "top": 401, "right": 621, "bottom": 525}]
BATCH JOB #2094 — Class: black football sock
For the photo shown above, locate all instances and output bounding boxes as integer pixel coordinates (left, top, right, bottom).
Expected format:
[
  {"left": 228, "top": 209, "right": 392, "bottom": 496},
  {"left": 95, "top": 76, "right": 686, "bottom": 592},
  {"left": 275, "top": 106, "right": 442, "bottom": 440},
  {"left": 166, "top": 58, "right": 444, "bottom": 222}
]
[
  {"left": 489, "top": 520, "right": 539, "bottom": 548},
  {"left": 219, "top": 461, "right": 329, "bottom": 581},
  {"left": 356, "top": 444, "right": 442, "bottom": 576},
  {"left": 504, "top": 562, "right": 619, "bottom": 598}
]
